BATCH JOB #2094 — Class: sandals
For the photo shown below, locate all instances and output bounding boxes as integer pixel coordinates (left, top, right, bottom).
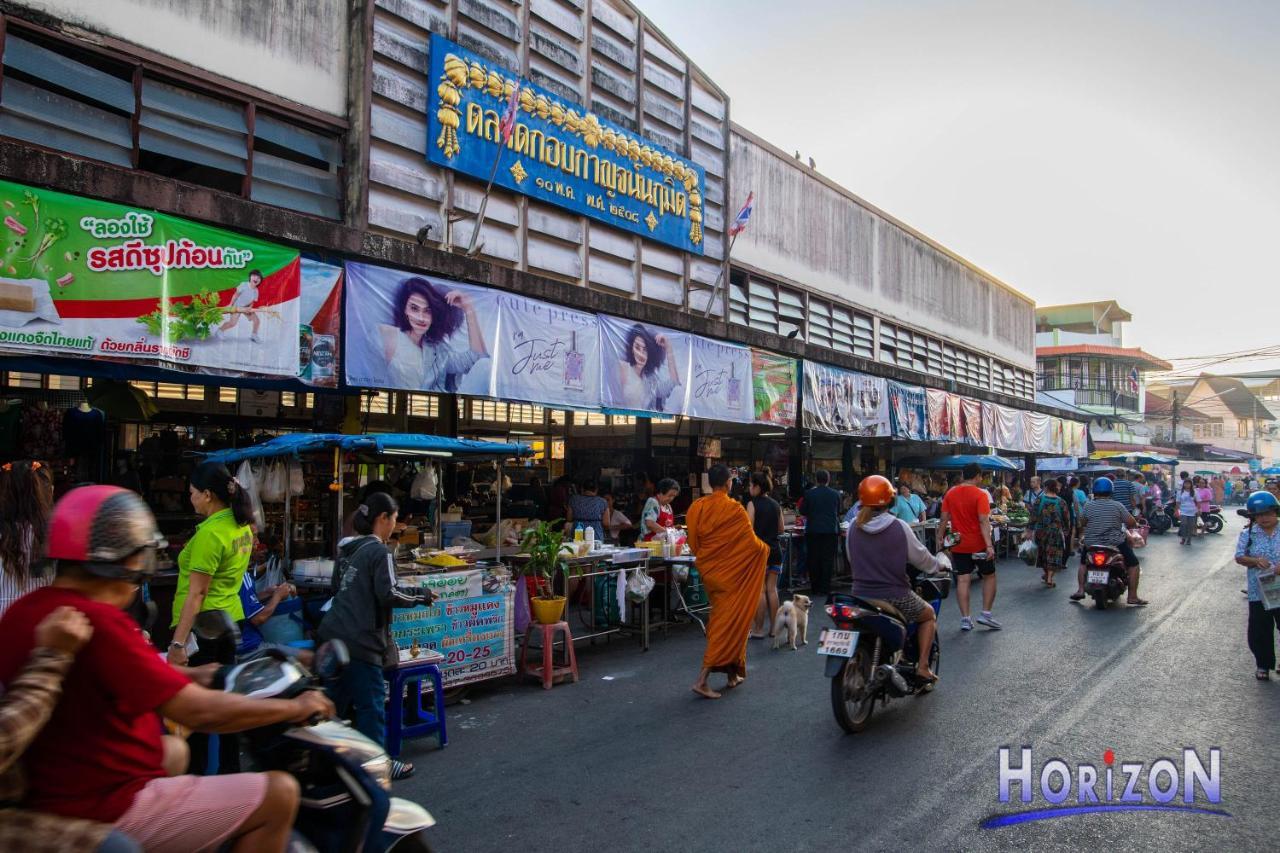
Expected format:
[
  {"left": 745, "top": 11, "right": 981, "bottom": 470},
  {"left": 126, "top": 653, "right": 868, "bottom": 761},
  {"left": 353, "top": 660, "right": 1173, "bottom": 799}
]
[
  {"left": 1257, "top": 670, "right": 1270, "bottom": 681},
  {"left": 391, "top": 759, "right": 415, "bottom": 781},
  {"left": 1069, "top": 592, "right": 1085, "bottom": 601},
  {"left": 1126, "top": 598, "right": 1149, "bottom": 607}
]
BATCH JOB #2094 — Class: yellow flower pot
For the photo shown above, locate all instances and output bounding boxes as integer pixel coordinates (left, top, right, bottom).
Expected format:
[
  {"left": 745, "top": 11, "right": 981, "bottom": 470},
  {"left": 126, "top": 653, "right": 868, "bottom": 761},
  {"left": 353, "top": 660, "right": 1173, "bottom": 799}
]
[{"left": 531, "top": 596, "right": 566, "bottom": 625}]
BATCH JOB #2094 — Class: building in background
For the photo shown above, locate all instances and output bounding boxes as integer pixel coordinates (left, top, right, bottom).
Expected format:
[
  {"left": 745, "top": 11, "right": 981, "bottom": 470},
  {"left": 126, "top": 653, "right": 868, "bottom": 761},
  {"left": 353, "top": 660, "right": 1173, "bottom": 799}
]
[
  {"left": 1035, "top": 301, "right": 1172, "bottom": 454},
  {"left": 1146, "top": 374, "right": 1277, "bottom": 466}
]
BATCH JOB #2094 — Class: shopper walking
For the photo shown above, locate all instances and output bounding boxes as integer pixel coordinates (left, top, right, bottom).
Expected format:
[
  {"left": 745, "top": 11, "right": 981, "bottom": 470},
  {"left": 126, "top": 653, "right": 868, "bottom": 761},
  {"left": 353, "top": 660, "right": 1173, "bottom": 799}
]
[
  {"left": 1177, "top": 478, "right": 1199, "bottom": 545},
  {"left": 0, "top": 460, "right": 54, "bottom": 618},
  {"left": 1194, "top": 477, "right": 1214, "bottom": 537},
  {"left": 747, "top": 472, "right": 785, "bottom": 638},
  {"left": 1235, "top": 491, "right": 1280, "bottom": 680},
  {"left": 1022, "top": 476, "right": 1043, "bottom": 513},
  {"left": 940, "top": 462, "right": 1000, "bottom": 630},
  {"left": 801, "top": 469, "right": 841, "bottom": 599},
  {"left": 1031, "top": 480, "right": 1069, "bottom": 588},
  {"left": 687, "top": 465, "right": 768, "bottom": 699}
]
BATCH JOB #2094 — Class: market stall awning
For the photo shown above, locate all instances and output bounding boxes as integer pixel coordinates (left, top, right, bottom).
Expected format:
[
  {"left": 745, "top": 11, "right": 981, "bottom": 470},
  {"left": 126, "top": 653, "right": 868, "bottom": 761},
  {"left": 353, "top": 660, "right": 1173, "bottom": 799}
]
[
  {"left": 1197, "top": 445, "right": 1260, "bottom": 462},
  {"left": 897, "top": 454, "right": 1020, "bottom": 472},
  {"left": 204, "top": 433, "right": 530, "bottom": 465},
  {"left": 1096, "top": 452, "right": 1178, "bottom": 466}
]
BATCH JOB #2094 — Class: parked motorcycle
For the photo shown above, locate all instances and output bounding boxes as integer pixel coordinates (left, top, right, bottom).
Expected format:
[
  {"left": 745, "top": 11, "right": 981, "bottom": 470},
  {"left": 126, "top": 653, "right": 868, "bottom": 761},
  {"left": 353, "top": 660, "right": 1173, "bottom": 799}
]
[
  {"left": 1160, "top": 499, "right": 1225, "bottom": 535},
  {"left": 193, "top": 612, "right": 436, "bottom": 853},
  {"left": 1146, "top": 502, "right": 1174, "bottom": 535},
  {"left": 1082, "top": 544, "right": 1127, "bottom": 609},
  {"left": 820, "top": 568, "right": 951, "bottom": 733}
]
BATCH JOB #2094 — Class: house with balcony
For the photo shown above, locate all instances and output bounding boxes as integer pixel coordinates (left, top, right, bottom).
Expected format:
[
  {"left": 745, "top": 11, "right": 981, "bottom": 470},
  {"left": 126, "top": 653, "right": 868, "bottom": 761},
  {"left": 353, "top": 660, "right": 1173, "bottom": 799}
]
[
  {"left": 1179, "top": 374, "right": 1277, "bottom": 465},
  {"left": 1034, "top": 301, "right": 1173, "bottom": 454}
]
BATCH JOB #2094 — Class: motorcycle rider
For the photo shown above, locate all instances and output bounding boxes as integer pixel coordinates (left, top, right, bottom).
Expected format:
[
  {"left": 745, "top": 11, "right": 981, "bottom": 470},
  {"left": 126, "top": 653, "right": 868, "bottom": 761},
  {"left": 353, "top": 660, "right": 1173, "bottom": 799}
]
[
  {"left": 846, "top": 475, "right": 949, "bottom": 683},
  {"left": 1070, "top": 477, "right": 1147, "bottom": 606},
  {"left": 0, "top": 486, "right": 335, "bottom": 853}
]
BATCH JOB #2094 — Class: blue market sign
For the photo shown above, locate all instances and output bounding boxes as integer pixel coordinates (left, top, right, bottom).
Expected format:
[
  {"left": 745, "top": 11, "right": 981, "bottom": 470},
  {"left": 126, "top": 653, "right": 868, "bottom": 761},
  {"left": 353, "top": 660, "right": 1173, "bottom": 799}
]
[{"left": 427, "top": 33, "right": 706, "bottom": 254}]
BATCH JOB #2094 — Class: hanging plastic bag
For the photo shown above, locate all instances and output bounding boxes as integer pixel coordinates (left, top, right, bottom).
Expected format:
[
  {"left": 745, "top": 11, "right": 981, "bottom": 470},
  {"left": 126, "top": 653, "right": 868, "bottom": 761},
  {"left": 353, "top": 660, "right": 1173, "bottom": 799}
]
[
  {"left": 235, "top": 460, "right": 265, "bottom": 532},
  {"left": 260, "top": 462, "right": 285, "bottom": 503},
  {"left": 514, "top": 576, "right": 531, "bottom": 634},
  {"left": 1018, "top": 538, "right": 1039, "bottom": 566},
  {"left": 626, "top": 568, "right": 655, "bottom": 602},
  {"left": 288, "top": 458, "right": 305, "bottom": 497}
]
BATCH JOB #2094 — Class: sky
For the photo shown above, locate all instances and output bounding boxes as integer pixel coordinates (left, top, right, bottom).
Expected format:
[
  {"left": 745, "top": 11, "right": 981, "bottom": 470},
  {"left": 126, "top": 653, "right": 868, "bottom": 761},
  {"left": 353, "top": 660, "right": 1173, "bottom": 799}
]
[{"left": 640, "top": 0, "right": 1280, "bottom": 376}]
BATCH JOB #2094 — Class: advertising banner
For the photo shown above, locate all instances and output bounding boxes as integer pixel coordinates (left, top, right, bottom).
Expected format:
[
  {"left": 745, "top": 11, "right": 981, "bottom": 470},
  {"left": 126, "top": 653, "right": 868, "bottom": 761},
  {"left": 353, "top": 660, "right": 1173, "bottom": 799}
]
[
  {"left": 343, "top": 261, "right": 496, "bottom": 396},
  {"left": 801, "top": 362, "right": 890, "bottom": 437},
  {"left": 751, "top": 349, "right": 798, "bottom": 427},
  {"left": 493, "top": 292, "right": 599, "bottom": 410},
  {"left": 926, "top": 389, "right": 953, "bottom": 442},
  {"left": 0, "top": 179, "right": 299, "bottom": 375},
  {"left": 688, "top": 336, "right": 752, "bottom": 423},
  {"left": 959, "top": 397, "right": 984, "bottom": 445},
  {"left": 391, "top": 570, "right": 516, "bottom": 688},
  {"left": 427, "top": 34, "right": 706, "bottom": 254},
  {"left": 599, "top": 314, "right": 690, "bottom": 415},
  {"left": 298, "top": 258, "right": 342, "bottom": 388},
  {"left": 888, "top": 381, "right": 928, "bottom": 441}
]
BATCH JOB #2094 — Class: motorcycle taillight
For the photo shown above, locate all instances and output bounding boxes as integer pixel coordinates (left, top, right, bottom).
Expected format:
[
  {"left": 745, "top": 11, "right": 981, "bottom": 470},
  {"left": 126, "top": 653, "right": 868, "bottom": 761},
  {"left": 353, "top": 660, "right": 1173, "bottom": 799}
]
[
  {"left": 1091, "top": 552, "right": 1107, "bottom": 566},
  {"left": 827, "top": 603, "right": 857, "bottom": 622}
]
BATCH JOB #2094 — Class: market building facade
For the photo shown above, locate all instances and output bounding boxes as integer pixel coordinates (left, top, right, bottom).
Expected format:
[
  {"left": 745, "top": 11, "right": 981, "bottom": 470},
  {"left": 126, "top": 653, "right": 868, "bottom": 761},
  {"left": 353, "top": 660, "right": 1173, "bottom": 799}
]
[{"left": 0, "top": 0, "right": 1087, "bottom": 566}]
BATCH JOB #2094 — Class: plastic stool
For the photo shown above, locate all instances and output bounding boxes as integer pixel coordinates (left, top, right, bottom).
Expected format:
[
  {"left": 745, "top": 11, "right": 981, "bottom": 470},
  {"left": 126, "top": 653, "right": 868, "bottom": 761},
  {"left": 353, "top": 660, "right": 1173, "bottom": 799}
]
[
  {"left": 383, "top": 661, "right": 447, "bottom": 758},
  {"left": 520, "top": 621, "right": 579, "bottom": 690}
]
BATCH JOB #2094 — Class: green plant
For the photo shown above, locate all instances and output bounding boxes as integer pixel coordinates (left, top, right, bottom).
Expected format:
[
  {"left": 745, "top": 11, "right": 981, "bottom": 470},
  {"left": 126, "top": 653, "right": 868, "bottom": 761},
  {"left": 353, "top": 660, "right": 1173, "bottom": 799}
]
[
  {"left": 519, "top": 518, "right": 568, "bottom": 600},
  {"left": 137, "top": 290, "right": 226, "bottom": 341}
]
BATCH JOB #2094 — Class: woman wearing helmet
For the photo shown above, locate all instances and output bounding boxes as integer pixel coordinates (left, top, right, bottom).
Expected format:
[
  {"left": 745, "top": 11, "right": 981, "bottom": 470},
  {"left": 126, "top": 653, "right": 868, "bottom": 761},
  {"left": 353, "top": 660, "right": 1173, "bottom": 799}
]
[
  {"left": 1235, "top": 490, "right": 1280, "bottom": 680},
  {"left": 846, "top": 475, "right": 950, "bottom": 683}
]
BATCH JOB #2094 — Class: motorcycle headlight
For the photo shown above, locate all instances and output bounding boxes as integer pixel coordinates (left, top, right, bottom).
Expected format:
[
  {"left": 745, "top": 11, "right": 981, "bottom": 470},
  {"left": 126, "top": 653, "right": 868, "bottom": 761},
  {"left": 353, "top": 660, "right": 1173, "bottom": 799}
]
[{"left": 362, "top": 754, "right": 392, "bottom": 791}]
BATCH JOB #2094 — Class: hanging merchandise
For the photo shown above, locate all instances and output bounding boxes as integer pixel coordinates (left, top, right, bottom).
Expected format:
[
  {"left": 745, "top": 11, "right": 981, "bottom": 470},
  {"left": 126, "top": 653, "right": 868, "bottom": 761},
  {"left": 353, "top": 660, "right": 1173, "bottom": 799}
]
[
  {"left": 288, "top": 458, "right": 305, "bottom": 497},
  {"left": 235, "top": 460, "right": 265, "bottom": 532},
  {"left": 260, "top": 461, "right": 286, "bottom": 503}
]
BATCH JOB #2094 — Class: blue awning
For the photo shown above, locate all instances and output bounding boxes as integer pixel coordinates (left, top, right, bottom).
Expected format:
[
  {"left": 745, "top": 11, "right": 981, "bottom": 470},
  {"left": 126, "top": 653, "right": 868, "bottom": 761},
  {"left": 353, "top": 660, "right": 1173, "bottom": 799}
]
[
  {"left": 204, "top": 433, "right": 530, "bottom": 465},
  {"left": 897, "top": 454, "right": 1020, "bottom": 472}
]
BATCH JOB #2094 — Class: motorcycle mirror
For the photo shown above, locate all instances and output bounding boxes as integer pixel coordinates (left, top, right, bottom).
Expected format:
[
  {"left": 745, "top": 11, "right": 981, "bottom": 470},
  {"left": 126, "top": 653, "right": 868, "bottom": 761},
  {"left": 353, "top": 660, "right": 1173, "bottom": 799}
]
[
  {"left": 314, "top": 640, "right": 350, "bottom": 680},
  {"left": 192, "top": 609, "right": 240, "bottom": 644}
]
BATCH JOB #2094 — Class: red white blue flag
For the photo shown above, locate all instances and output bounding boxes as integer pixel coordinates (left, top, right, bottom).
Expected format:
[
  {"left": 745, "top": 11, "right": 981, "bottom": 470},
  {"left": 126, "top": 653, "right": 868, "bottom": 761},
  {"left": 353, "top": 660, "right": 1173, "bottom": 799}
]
[
  {"left": 499, "top": 83, "right": 520, "bottom": 143},
  {"left": 728, "top": 191, "right": 754, "bottom": 236}
]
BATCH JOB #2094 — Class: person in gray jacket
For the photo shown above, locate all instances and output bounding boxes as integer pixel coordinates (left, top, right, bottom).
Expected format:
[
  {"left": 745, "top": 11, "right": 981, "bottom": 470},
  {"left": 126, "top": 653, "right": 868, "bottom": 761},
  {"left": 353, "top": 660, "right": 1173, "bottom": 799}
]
[{"left": 318, "top": 492, "right": 433, "bottom": 780}]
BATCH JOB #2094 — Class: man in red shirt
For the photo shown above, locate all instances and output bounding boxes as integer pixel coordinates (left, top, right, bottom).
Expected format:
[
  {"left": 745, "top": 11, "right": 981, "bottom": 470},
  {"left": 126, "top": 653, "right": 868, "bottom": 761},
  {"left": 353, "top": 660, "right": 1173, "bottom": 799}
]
[
  {"left": 0, "top": 486, "right": 334, "bottom": 853},
  {"left": 940, "top": 462, "right": 1002, "bottom": 631}
]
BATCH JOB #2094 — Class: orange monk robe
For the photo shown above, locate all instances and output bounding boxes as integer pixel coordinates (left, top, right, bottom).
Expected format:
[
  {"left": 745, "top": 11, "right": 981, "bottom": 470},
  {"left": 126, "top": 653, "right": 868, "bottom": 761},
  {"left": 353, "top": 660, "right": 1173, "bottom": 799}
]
[{"left": 686, "top": 491, "right": 769, "bottom": 678}]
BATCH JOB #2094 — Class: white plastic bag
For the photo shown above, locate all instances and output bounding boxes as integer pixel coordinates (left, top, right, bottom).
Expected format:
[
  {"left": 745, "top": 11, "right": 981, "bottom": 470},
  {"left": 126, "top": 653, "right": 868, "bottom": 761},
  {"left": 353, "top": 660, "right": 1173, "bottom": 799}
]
[
  {"left": 235, "top": 460, "right": 265, "bottom": 532},
  {"left": 626, "top": 568, "right": 655, "bottom": 602},
  {"left": 260, "top": 462, "right": 285, "bottom": 503},
  {"left": 1017, "top": 538, "right": 1038, "bottom": 566},
  {"left": 288, "top": 458, "right": 305, "bottom": 497}
]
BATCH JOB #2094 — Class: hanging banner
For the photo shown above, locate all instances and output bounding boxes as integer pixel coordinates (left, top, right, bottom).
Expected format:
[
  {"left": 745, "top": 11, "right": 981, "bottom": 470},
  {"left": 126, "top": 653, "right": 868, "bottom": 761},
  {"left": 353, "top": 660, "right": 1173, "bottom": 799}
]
[
  {"left": 926, "top": 389, "right": 953, "bottom": 442},
  {"left": 599, "top": 315, "right": 690, "bottom": 415},
  {"left": 391, "top": 570, "right": 516, "bottom": 688},
  {"left": 1068, "top": 420, "right": 1088, "bottom": 458},
  {"left": 688, "top": 336, "right": 752, "bottom": 423},
  {"left": 493, "top": 292, "right": 599, "bottom": 410},
  {"left": 990, "top": 403, "right": 1026, "bottom": 452},
  {"left": 801, "top": 362, "right": 890, "bottom": 437},
  {"left": 1050, "top": 417, "right": 1066, "bottom": 456},
  {"left": 1024, "top": 411, "right": 1054, "bottom": 454},
  {"left": 426, "top": 34, "right": 706, "bottom": 254},
  {"left": 751, "top": 349, "right": 798, "bottom": 427},
  {"left": 888, "top": 381, "right": 928, "bottom": 441},
  {"left": 959, "top": 397, "right": 984, "bottom": 445},
  {"left": 343, "top": 261, "right": 496, "bottom": 396},
  {"left": 298, "top": 258, "right": 342, "bottom": 388},
  {"left": 0, "top": 179, "right": 299, "bottom": 375}
]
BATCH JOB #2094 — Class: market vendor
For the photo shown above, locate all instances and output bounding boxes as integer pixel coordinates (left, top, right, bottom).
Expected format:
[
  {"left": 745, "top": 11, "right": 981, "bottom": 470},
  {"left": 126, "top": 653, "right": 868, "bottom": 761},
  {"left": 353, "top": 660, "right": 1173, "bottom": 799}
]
[
  {"left": 641, "top": 478, "right": 681, "bottom": 541},
  {"left": 167, "top": 461, "right": 255, "bottom": 775}
]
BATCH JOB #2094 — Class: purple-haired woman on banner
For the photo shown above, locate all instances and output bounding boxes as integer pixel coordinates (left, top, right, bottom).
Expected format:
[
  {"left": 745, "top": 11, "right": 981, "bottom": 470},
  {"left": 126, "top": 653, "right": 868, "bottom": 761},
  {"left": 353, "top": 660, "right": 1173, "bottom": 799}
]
[{"left": 378, "top": 276, "right": 488, "bottom": 391}]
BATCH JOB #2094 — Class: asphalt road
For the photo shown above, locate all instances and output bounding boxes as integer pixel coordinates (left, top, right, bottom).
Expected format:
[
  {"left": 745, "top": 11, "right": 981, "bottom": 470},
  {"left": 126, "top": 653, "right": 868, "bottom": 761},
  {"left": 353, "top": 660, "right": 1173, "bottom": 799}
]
[{"left": 398, "top": 517, "right": 1278, "bottom": 852}]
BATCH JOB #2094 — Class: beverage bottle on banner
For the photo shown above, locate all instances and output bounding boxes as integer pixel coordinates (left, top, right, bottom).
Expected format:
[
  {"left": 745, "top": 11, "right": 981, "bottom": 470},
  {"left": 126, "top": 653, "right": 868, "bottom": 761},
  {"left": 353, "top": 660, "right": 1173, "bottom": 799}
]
[
  {"left": 727, "top": 361, "right": 741, "bottom": 410},
  {"left": 564, "top": 330, "right": 584, "bottom": 391},
  {"left": 310, "top": 334, "right": 336, "bottom": 386}
]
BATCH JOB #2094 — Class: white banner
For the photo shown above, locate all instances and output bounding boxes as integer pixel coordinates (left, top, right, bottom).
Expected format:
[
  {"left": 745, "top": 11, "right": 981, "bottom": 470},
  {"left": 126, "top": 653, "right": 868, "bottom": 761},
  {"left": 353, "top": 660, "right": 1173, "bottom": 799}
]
[
  {"left": 598, "top": 314, "right": 691, "bottom": 415},
  {"left": 493, "top": 292, "right": 600, "bottom": 410},
  {"left": 802, "top": 362, "right": 890, "bottom": 437},
  {"left": 688, "top": 336, "right": 753, "bottom": 423}
]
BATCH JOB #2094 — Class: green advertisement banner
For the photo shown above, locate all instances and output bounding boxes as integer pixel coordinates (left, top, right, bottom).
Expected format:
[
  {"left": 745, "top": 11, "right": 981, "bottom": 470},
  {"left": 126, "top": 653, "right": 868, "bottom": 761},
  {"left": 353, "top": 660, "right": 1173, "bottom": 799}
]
[
  {"left": 0, "top": 180, "right": 300, "bottom": 375},
  {"left": 752, "top": 349, "right": 798, "bottom": 427}
]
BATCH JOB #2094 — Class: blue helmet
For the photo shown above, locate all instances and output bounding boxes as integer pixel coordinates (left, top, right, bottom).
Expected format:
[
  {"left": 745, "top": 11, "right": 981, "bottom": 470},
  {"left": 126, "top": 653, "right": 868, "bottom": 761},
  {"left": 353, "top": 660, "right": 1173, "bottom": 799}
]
[
  {"left": 1092, "top": 477, "right": 1114, "bottom": 496},
  {"left": 1245, "top": 490, "right": 1279, "bottom": 517}
]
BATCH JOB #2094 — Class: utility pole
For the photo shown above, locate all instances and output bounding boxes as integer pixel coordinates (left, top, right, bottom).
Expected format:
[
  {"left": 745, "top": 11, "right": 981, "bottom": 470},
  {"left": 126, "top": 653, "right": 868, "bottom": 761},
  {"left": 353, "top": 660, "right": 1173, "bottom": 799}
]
[{"left": 1170, "top": 389, "right": 1180, "bottom": 451}]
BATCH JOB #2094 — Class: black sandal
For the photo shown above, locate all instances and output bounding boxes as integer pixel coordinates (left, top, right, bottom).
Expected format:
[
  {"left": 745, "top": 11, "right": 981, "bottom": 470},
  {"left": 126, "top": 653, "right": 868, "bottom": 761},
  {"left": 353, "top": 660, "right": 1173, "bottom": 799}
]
[
  {"left": 1069, "top": 592, "right": 1085, "bottom": 601},
  {"left": 391, "top": 759, "right": 415, "bottom": 780}
]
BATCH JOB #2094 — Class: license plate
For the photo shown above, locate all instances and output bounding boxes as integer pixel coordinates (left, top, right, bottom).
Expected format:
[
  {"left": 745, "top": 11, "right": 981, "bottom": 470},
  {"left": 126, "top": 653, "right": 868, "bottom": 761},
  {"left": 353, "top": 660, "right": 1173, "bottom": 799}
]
[
  {"left": 817, "top": 628, "right": 858, "bottom": 657},
  {"left": 1086, "top": 570, "right": 1110, "bottom": 585}
]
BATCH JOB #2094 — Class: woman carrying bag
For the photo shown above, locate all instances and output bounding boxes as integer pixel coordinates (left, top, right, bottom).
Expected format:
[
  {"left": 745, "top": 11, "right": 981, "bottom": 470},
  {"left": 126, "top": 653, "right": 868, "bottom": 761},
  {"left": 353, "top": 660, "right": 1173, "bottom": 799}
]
[
  {"left": 319, "top": 492, "right": 434, "bottom": 780},
  {"left": 1030, "top": 480, "right": 1069, "bottom": 588}
]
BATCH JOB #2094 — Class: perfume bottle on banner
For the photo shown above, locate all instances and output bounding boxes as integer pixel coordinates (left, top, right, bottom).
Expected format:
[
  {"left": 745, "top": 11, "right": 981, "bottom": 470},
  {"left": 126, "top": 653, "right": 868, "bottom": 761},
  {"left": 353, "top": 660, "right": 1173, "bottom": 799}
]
[
  {"left": 564, "top": 329, "right": 584, "bottom": 391},
  {"left": 727, "top": 362, "right": 741, "bottom": 411}
]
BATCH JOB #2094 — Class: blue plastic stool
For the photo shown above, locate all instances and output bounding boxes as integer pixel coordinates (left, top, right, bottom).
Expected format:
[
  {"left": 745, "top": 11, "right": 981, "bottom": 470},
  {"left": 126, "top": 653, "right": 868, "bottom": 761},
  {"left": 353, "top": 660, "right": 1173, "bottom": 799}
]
[{"left": 384, "top": 661, "right": 447, "bottom": 757}]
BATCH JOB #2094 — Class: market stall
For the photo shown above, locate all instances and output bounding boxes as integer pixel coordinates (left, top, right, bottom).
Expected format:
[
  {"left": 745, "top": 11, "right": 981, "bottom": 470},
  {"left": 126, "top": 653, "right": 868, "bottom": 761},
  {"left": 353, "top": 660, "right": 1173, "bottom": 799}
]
[
  {"left": 206, "top": 433, "right": 531, "bottom": 688},
  {"left": 896, "top": 454, "right": 1023, "bottom": 554}
]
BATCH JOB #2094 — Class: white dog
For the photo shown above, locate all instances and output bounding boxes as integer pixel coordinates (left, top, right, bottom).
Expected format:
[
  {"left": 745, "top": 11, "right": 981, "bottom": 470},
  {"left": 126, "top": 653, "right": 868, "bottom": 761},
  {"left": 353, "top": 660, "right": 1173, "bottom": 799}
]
[{"left": 772, "top": 594, "right": 811, "bottom": 650}]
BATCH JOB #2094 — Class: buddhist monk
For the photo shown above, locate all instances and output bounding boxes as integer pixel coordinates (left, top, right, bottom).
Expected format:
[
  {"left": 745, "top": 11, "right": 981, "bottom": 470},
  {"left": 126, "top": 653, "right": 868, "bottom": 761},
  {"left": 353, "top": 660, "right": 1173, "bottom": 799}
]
[{"left": 686, "top": 463, "right": 769, "bottom": 699}]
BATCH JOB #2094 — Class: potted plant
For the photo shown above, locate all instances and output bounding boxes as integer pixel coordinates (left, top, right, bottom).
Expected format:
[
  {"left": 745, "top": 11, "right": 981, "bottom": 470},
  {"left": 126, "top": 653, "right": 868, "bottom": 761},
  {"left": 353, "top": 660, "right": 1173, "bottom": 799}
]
[{"left": 520, "top": 519, "right": 569, "bottom": 624}]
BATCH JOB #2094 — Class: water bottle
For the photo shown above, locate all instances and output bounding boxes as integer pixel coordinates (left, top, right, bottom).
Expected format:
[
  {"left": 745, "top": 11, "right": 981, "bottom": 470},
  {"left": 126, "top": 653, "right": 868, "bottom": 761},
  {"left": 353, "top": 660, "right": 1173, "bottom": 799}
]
[
  {"left": 585, "top": 524, "right": 595, "bottom": 549},
  {"left": 574, "top": 523, "right": 584, "bottom": 543}
]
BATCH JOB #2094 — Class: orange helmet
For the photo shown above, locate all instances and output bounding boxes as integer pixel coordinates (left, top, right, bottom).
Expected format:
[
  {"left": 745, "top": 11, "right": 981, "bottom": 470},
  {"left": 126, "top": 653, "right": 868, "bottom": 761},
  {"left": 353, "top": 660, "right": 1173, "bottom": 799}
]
[{"left": 858, "top": 475, "right": 896, "bottom": 508}]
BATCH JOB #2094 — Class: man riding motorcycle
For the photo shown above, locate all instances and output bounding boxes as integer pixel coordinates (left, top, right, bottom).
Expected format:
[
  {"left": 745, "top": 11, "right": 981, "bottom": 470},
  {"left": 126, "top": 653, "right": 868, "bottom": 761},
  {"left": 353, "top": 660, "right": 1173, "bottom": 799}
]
[
  {"left": 1070, "top": 477, "right": 1147, "bottom": 606},
  {"left": 0, "top": 486, "right": 335, "bottom": 853},
  {"left": 846, "top": 475, "right": 949, "bottom": 683}
]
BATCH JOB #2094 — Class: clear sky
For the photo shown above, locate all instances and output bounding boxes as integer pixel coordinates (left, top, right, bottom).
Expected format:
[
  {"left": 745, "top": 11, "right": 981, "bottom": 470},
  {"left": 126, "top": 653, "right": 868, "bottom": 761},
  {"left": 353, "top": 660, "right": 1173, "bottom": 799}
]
[{"left": 640, "top": 0, "right": 1280, "bottom": 375}]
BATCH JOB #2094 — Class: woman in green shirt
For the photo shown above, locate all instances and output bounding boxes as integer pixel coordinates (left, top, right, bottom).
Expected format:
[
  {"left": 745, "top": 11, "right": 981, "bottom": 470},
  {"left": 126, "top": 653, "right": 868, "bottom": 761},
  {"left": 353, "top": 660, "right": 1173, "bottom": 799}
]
[{"left": 168, "top": 462, "right": 254, "bottom": 665}]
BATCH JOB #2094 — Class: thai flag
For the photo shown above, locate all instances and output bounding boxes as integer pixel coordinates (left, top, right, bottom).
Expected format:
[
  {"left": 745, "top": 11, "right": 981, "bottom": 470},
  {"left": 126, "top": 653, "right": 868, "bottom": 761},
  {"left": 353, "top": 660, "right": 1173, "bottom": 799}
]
[
  {"left": 728, "top": 191, "right": 754, "bottom": 236},
  {"left": 499, "top": 83, "right": 520, "bottom": 143},
  {"left": 1128, "top": 366, "right": 1140, "bottom": 392}
]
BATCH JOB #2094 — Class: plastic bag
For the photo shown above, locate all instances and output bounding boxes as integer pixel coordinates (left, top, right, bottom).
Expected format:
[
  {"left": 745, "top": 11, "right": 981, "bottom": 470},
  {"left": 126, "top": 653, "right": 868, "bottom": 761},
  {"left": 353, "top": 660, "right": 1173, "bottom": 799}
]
[
  {"left": 260, "top": 462, "right": 285, "bottom": 503},
  {"left": 288, "top": 458, "right": 305, "bottom": 497},
  {"left": 626, "top": 568, "right": 655, "bottom": 602},
  {"left": 236, "top": 460, "right": 265, "bottom": 532},
  {"left": 1017, "top": 539, "right": 1039, "bottom": 566}
]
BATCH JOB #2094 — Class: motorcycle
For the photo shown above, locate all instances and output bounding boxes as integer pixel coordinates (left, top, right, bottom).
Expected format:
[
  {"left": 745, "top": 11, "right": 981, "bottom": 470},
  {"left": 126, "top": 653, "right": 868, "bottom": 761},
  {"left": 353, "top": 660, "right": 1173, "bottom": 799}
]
[
  {"left": 1082, "top": 544, "right": 1127, "bottom": 609},
  {"left": 1145, "top": 502, "right": 1174, "bottom": 535},
  {"left": 1162, "top": 499, "right": 1225, "bottom": 535},
  {"left": 820, "top": 568, "right": 951, "bottom": 733},
  {"left": 192, "top": 612, "right": 436, "bottom": 853}
]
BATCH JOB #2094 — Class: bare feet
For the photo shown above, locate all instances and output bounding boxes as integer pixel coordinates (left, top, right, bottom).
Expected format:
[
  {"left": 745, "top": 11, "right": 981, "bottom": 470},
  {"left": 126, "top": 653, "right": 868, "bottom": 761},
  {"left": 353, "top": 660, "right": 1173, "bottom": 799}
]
[
  {"left": 725, "top": 674, "right": 745, "bottom": 689},
  {"left": 691, "top": 684, "right": 721, "bottom": 699}
]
